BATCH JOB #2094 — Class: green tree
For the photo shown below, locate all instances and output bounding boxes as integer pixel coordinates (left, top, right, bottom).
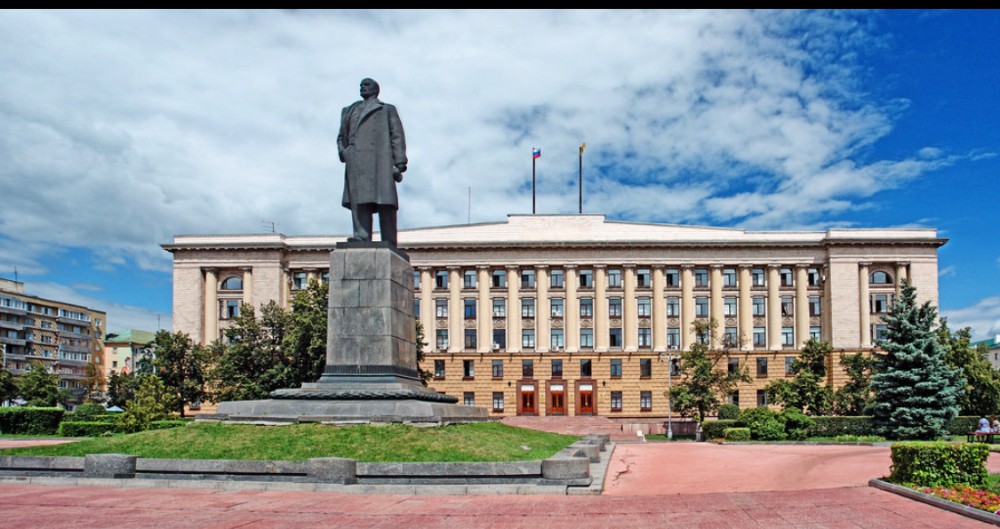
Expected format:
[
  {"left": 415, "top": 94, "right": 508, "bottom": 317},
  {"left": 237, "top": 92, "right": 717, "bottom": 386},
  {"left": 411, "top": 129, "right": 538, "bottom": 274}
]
[
  {"left": 115, "top": 374, "right": 173, "bottom": 433},
  {"left": 870, "top": 281, "right": 963, "bottom": 440},
  {"left": 82, "top": 360, "right": 106, "bottom": 403},
  {"left": 16, "top": 361, "right": 65, "bottom": 407},
  {"left": 668, "top": 319, "right": 751, "bottom": 423},
  {"left": 833, "top": 352, "right": 874, "bottom": 415},
  {"left": 415, "top": 320, "right": 431, "bottom": 386},
  {"left": 0, "top": 366, "right": 18, "bottom": 404},
  {"left": 106, "top": 370, "right": 138, "bottom": 408},
  {"left": 152, "top": 330, "right": 211, "bottom": 417},
  {"left": 281, "top": 279, "right": 329, "bottom": 386},
  {"left": 766, "top": 338, "right": 834, "bottom": 415},
  {"left": 212, "top": 301, "right": 292, "bottom": 401},
  {"left": 938, "top": 318, "right": 1000, "bottom": 417}
]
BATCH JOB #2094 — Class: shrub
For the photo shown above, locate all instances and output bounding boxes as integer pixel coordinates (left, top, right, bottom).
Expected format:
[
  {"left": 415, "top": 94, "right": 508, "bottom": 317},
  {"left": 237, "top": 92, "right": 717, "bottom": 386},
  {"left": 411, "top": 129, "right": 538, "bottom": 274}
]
[
  {"left": 946, "top": 416, "right": 981, "bottom": 436},
  {"left": 702, "top": 420, "right": 738, "bottom": 441},
  {"left": 0, "top": 407, "right": 65, "bottom": 435},
  {"left": 739, "top": 407, "right": 787, "bottom": 441},
  {"left": 58, "top": 421, "right": 119, "bottom": 437},
  {"left": 717, "top": 403, "right": 740, "bottom": 420},
  {"left": 782, "top": 407, "right": 814, "bottom": 440},
  {"left": 807, "top": 416, "right": 874, "bottom": 437},
  {"left": 148, "top": 420, "right": 188, "bottom": 431},
  {"left": 889, "top": 442, "right": 989, "bottom": 488},
  {"left": 833, "top": 434, "right": 885, "bottom": 443},
  {"left": 72, "top": 402, "right": 107, "bottom": 420},
  {"left": 723, "top": 427, "right": 751, "bottom": 442}
]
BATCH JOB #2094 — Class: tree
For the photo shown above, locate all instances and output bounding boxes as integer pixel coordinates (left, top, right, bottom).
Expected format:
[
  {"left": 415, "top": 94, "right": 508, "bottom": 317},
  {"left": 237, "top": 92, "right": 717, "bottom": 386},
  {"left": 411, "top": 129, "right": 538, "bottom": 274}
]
[
  {"left": 870, "top": 281, "right": 964, "bottom": 440},
  {"left": 16, "top": 361, "right": 65, "bottom": 407},
  {"left": 415, "top": 320, "right": 431, "bottom": 386},
  {"left": 212, "top": 301, "right": 292, "bottom": 401},
  {"left": 106, "top": 370, "right": 138, "bottom": 408},
  {"left": 766, "top": 338, "right": 834, "bottom": 415},
  {"left": 668, "top": 319, "right": 751, "bottom": 423},
  {"left": 833, "top": 352, "right": 874, "bottom": 416},
  {"left": 0, "top": 366, "right": 18, "bottom": 405},
  {"left": 938, "top": 318, "right": 1000, "bottom": 417},
  {"left": 281, "top": 279, "right": 329, "bottom": 386},
  {"left": 82, "top": 360, "right": 106, "bottom": 403},
  {"left": 115, "top": 374, "right": 172, "bottom": 433},
  {"left": 152, "top": 330, "right": 210, "bottom": 417}
]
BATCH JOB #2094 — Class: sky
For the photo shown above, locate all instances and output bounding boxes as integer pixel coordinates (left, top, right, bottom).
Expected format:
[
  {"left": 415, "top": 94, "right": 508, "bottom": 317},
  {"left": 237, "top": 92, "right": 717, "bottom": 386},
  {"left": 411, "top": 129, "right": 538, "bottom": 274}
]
[{"left": 0, "top": 10, "right": 998, "bottom": 341}]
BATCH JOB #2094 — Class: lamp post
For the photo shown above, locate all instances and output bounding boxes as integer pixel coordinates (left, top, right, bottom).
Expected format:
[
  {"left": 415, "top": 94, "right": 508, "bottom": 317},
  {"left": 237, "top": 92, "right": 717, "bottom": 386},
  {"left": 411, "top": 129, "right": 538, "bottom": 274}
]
[{"left": 667, "top": 353, "right": 675, "bottom": 441}]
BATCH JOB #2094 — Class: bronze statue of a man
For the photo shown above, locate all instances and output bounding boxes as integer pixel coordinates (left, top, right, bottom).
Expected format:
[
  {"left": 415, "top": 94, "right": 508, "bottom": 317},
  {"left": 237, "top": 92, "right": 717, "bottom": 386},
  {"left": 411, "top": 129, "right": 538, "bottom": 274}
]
[{"left": 337, "top": 78, "right": 407, "bottom": 246}]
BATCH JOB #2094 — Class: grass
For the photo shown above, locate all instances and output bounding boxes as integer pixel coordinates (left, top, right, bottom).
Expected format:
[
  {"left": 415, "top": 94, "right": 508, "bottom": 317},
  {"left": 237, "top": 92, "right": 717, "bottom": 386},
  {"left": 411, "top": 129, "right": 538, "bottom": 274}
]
[{"left": 0, "top": 421, "right": 578, "bottom": 462}]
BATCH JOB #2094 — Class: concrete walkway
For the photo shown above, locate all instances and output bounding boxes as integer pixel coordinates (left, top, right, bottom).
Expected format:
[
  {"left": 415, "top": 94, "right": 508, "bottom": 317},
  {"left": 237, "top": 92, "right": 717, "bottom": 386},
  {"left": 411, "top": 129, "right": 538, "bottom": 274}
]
[{"left": 0, "top": 438, "right": 79, "bottom": 450}]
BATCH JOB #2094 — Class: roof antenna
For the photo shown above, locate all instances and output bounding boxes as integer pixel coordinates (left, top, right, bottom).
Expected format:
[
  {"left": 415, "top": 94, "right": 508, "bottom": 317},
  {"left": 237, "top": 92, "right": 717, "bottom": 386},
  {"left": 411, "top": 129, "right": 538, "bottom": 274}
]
[{"left": 261, "top": 220, "right": 277, "bottom": 233}]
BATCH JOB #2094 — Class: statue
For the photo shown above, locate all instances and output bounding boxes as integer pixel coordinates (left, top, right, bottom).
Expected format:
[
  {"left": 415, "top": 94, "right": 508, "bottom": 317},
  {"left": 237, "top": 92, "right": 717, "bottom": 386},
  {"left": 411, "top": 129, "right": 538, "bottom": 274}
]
[{"left": 337, "top": 78, "right": 407, "bottom": 246}]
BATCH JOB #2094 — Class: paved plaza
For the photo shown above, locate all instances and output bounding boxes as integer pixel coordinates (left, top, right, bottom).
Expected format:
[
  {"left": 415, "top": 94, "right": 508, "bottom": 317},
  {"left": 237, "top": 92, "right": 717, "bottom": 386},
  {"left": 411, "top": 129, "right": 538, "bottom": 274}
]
[{"left": 3, "top": 441, "right": 1000, "bottom": 528}]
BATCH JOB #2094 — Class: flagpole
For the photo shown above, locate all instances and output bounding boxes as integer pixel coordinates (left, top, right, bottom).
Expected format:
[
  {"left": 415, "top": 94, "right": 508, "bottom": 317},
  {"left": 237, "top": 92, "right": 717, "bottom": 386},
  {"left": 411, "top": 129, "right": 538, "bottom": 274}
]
[
  {"left": 578, "top": 142, "right": 585, "bottom": 214},
  {"left": 532, "top": 151, "right": 536, "bottom": 215}
]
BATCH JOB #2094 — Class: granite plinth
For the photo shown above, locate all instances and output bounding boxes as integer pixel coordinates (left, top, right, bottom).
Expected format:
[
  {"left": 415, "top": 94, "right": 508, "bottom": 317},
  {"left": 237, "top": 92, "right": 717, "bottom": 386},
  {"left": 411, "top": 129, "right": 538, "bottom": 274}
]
[{"left": 212, "top": 398, "right": 489, "bottom": 425}]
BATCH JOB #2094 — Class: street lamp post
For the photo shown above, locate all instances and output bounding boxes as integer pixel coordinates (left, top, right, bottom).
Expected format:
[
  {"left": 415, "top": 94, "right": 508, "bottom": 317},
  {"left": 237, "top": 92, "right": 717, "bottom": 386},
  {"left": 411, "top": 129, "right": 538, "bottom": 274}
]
[{"left": 667, "top": 353, "right": 675, "bottom": 441}]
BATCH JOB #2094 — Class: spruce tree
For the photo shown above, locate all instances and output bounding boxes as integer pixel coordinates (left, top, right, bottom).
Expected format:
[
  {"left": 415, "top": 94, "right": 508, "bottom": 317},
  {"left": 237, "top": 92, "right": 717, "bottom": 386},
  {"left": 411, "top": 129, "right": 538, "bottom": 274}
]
[{"left": 870, "top": 281, "right": 963, "bottom": 440}]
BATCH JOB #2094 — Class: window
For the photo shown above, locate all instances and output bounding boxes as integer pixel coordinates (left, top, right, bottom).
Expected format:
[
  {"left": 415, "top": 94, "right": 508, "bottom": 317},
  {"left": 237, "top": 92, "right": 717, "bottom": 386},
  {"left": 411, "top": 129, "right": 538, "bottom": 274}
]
[
  {"left": 728, "top": 391, "right": 740, "bottom": 406},
  {"left": 413, "top": 298, "right": 420, "bottom": 318},
  {"left": 550, "top": 298, "right": 564, "bottom": 318},
  {"left": 809, "top": 296, "right": 821, "bottom": 316},
  {"left": 492, "top": 329, "right": 506, "bottom": 349},
  {"left": 611, "top": 392, "right": 623, "bottom": 412},
  {"left": 753, "top": 327, "right": 766, "bottom": 347},
  {"left": 667, "top": 297, "right": 680, "bottom": 317},
  {"left": 665, "top": 269, "right": 679, "bottom": 287},
  {"left": 413, "top": 271, "right": 421, "bottom": 289},
  {"left": 780, "top": 268, "right": 793, "bottom": 287},
  {"left": 580, "top": 298, "right": 593, "bottom": 317},
  {"left": 551, "top": 359, "right": 563, "bottom": 378},
  {"left": 435, "top": 299, "right": 449, "bottom": 318},
  {"left": 436, "top": 330, "right": 448, "bottom": 350},
  {"left": 492, "top": 359, "right": 504, "bottom": 378},
  {"left": 724, "top": 327, "right": 738, "bottom": 346},
  {"left": 551, "top": 328, "right": 564, "bottom": 349},
  {"left": 752, "top": 297, "right": 766, "bottom": 316},
  {"left": 608, "top": 269, "right": 622, "bottom": 288},
  {"left": 521, "top": 298, "right": 535, "bottom": 318},
  {"left": 464, "top": 392, "right": 475, "bottom": 406},
  {"left": 728, "top": 357, "right": 739, "bottom": 375},
  {"left": 579, "top": 269, "right": 594, "bottom": 288},
  {"left": 321, "top": 271, "right": 330, "bottom": 284},
  {"left": 870, "top": 271, "right": 892, "bottom": 285},
  {"left": 464, "top": 329, "right": 477, "bottom": 349},
  {"left": 221, "top": 277, "right": 243, "bottom": 290},
  {"left": 610, "top": 359, "right": 622, "bottom": 378},
  {"left": 785, "top": 357, "right": 795, "bottom": 376},
  {"left": 810, "top": 326, "right": 822, "bottom": 340},
  {"left": 757, "top": 389, "right": 768, "bottom": 407},
  {"left": 522, "top": 329, "right": 535, "bottom": 348},
  {"left": 464, "top": 299, "right": 477, "bottom": 319},
  {"left": 463, "top": 270, "right": 477, "bottom": 289},
  {"left": 292, "top": 272, "right": 307, "bottom": 290},
  {"left": 637, "top": 269, "right": 651, "bottom": 288},
  {"left": 225, "top": 300, "right": 240, "bottom": 319},
  {"left": 492, "top": 392, "right": 504, "bottom": 412},
  {"left": 640, "top": 358, "right": 652, "bottom": 378},
  {"left": 434, "top": 360, "right": 446, "bottom": 379},
  {"left": 609, "top": 328, "right": 622, "bottom": 348},
  {"left": 640, "top": 391, "right": 652, "bottom": 411},
  {"left": 695, "top": 297, "right": 709, "bottom": 317},
  {"left": 756, "top": 357, "right": 768, "bottom": 377},
  {"left": 694, "top": 269, "right": 709, "bottom": 287},
  {"left": 667, "top": 328, "right": 680, "bottom": 349},
  {"left": 873, "top": 324, "right": 888, "bottom": 341},
  {"left": 723, "top": 297, "right": 737, "bottom": 316},
  {"left": 435, "top": 270, "right": 449, "bottom": 289},
  {"left": 872, "top": 293, "right": 892, "bottom": 313},
  {"left": 670, "top": 357, "right": 680, "bottom": 376},
  {"left": 492, "top": 270, "right": 507, "bottom": 288},
  {"left": 751, "top": 268, "right": 765, "bottom": 287},
  {"left": 722, "top": 269, "right": 737, "bottom": 287},
  {"left": 609, "top": 298, "right": 622, "bottom": 317},
  {"left": 808, "top": 268, "right": 821, "bottom": 286},
  {"left": 492, "top": 298, "right": 506, "bottom": 318},
  {"left": 521, "top": 270, "right": 536, "bottom": 289},
  {"left": 781, "top": 296, "right": 793, "bottom": 317},
  {"left": 637, "top": 297, "right": 651, "bottom": 317},
  {"left": 782, "top": 327, "right": 794, "bottom": 346},
  {"left": 522, "top": 359, "right": 534, "bottom": 378},
  {"left": 638, "top": 328, "right": 651, "bottom": 348},
  {"left": 580, "top": 328, "right": 594, "bottom": 348},
  {"left": 550, "top": 269, "right": 564, "bottom": 288},
  {"left": 463, "top": 360, "right": 474, "bottom": 379},
  {"left": 580, "top": 360, "right": 591, "bottom": 378}
]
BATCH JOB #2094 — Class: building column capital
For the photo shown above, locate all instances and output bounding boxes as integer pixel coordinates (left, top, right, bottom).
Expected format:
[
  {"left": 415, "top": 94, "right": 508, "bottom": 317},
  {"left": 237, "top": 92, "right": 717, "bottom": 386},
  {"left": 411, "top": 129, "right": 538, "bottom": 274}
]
[
  {"left": 593, "top": 264, "right": 607, "bottom": 270},
  {"left": 563, "top": 264, "right": 578, "bottom": 270},
  {"left": 476, "top": 265, "right": 491, "bottom": 270},
  {"left": 622, "top": 263, "right": 636, "bottom": 269}
]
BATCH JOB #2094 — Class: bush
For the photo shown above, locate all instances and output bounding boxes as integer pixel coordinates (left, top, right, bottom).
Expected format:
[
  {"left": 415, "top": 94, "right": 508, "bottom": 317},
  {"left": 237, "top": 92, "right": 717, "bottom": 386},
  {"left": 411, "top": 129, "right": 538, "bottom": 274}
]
[
  {"left": 947, "top": 416, "right": 982, "bottom": 436},
  {"left": 58, "top": 421, "right": 119, "bottom": 437},
  {"left": 702, "top": 420, "right": 738, "bottom": 441},
  {"left": 72, "top": 403, "right": 107, "bottom": 420},
  {"left": 833, "top": 434, "right": 885, "bottom": 443},
  {"left": 782, "top": 407, "right": 814, "bottom": 440},
  {"left": 723, "top": 427, "right": 751, "bottom": 442},
  {"left": 148, "top": 420, "right": 188, "bottom": 431},
  {"left": 889, "top": 442, "right": 989, "bottom": 488},
  {"left": 807, "top": 416, "right": 874, "bottom": 437},
  {"left": 0, "top": 407, "right": 65, "bottom": 435},
  {"left": 740, "top": 407, "right": 787, "bottom": 441},
  {"left": 717, "top": 403, "right": 740, "bottom": 420}
]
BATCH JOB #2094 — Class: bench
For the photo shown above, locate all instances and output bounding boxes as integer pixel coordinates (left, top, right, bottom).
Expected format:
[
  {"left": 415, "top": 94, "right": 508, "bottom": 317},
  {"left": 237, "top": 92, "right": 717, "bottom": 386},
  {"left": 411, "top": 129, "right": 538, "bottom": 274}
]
[{"left": 966, "top": 432, "right": 995, "bottom": 443}]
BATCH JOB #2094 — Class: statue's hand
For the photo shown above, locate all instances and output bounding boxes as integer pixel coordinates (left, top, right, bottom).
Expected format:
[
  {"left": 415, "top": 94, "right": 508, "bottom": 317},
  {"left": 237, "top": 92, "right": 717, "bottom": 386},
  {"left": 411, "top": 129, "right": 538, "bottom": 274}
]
[{"left": 393, "top": 164, "right": 405, "bottom": 182}]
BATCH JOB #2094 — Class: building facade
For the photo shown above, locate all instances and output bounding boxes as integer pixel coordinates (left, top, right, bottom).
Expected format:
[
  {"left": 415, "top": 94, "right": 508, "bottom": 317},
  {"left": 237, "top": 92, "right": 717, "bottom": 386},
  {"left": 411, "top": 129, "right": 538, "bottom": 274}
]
[
  {"left": 0, "top": 278, "right": 107, "bottom": 404},
  {"left": 103, "top": 329, "right": 156, "bottom": 380},
  {"left": 163, "top": 215, "right": 944, "bottom": 419}
]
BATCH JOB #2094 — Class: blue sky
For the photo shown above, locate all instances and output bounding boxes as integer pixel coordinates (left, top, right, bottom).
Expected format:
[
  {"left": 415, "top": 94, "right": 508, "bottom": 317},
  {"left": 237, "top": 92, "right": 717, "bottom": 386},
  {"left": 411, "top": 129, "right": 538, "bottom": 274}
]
[{"left": 0, "top": 10, "right": 997, "bottom": 340}]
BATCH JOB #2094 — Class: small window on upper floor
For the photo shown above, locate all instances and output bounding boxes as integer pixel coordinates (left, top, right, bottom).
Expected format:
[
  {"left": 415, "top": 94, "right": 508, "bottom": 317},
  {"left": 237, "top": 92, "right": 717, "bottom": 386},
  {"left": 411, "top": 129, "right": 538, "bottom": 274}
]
[
  {"left": 870, "top": 271, "right": 892, "bottom": 285},
  {"left": 221, "top": 277, "right": 243, "bottom": 290}
]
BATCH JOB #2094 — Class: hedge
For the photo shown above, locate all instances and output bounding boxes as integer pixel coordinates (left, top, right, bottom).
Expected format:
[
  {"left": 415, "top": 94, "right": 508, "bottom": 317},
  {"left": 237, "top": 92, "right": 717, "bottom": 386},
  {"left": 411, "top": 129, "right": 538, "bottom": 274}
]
[
  {"left": 723, "top": 427, "right": 751, "bottom": 442},
  {"left": 946, "top": 417, "right": 982, "bottom": 436},
  {"left": 0, "top": 407, "right": 65, "bottom": 435},
  {"left": 58, "top": 421, "right": 119, "bottom": 437},
  {"left": 702, "top": 420, "right": 738, "bottom": 440},
  {"left": 889, "top": 442, "right": 990, "bottom": 488},
  {"left": 806, "top": 416, "right": 874, "bottom": 437}
]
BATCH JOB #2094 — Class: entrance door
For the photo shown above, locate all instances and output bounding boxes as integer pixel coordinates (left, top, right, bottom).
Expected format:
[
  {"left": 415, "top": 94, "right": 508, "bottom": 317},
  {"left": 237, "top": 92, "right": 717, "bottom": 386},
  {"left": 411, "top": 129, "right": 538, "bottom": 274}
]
[
  {"left": 579, "top": 383, "right": 594, "bottom": 415},
  {"left": 520, "top": 384, "right": 536, "bottom": 416},
  {"left": 549, "top": 383, "right": 565, "bottom": 416}
]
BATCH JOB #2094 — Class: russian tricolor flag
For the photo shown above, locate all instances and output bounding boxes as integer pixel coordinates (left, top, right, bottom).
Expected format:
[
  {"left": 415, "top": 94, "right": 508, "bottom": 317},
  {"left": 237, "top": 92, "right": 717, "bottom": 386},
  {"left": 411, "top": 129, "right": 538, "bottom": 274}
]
[{"left": 532, "top": 147, "right": 541, "bottom": 159}]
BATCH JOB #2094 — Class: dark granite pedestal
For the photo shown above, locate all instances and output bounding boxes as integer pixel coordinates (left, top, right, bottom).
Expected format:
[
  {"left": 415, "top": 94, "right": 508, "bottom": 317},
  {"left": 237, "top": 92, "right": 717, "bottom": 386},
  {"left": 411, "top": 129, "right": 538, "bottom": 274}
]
[{"left": 211, "top": 242, "right": 489, "bottom": 425}]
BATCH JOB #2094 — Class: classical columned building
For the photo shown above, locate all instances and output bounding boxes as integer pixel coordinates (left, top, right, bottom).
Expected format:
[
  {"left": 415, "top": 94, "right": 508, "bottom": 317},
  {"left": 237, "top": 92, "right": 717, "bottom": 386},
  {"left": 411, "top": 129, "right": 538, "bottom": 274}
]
[{"left": 163, "top": 214, "right": 944, "bottom": 419}]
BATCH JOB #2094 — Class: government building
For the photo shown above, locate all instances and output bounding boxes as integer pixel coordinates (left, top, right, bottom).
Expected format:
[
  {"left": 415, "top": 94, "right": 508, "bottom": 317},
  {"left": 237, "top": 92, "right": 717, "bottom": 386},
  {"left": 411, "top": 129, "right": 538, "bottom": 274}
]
[{"left": 163, "top": 214, "right": 944, "bottom": 420}]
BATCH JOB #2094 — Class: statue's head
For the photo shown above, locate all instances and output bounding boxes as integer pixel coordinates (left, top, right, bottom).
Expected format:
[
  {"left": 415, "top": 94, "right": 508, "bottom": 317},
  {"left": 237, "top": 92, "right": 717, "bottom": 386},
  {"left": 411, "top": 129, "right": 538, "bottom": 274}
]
[{"left": 360, "top": 78, "right": 380, "bottom": 98}]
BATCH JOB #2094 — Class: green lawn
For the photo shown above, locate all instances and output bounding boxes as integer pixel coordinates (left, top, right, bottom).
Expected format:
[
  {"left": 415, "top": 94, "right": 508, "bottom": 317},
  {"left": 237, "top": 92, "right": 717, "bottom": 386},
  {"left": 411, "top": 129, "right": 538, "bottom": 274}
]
[{"left": 1, "top": 422, "right": 578, "bottom": 462}]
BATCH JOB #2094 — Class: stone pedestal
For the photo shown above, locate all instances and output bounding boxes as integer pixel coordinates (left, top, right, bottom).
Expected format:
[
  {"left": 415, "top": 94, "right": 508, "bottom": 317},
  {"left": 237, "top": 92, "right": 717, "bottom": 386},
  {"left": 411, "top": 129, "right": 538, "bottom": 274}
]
[{"left": 213, "top": 242, "right": 489, "bottom": 424}]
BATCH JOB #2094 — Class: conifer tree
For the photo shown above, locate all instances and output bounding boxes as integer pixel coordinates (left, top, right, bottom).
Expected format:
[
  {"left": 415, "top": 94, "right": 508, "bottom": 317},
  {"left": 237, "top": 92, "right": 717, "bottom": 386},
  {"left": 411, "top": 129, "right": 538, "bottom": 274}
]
[{"left": 870, "top": 281, "right": 963, "bottom": 440}]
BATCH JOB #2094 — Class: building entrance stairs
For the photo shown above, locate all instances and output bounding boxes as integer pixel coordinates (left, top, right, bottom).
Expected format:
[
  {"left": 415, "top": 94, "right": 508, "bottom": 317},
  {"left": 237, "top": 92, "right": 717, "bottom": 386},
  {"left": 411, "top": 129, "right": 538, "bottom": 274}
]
[{"left": 502, "top": 416, "right": 641, "bottom": 442}]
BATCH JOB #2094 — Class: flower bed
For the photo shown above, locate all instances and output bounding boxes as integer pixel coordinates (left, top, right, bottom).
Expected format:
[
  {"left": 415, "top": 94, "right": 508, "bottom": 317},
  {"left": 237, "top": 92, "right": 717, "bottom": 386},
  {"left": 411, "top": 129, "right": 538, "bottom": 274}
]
[{"left": 918, "top": 483, "right": 1000, "bottom": 514}]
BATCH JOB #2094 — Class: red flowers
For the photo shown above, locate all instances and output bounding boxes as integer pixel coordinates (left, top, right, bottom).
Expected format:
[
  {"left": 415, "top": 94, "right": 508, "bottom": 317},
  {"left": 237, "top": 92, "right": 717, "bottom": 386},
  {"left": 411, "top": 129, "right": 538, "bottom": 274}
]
[{"left": 919, "top": 484, "right": 1000, "bottom": 513}]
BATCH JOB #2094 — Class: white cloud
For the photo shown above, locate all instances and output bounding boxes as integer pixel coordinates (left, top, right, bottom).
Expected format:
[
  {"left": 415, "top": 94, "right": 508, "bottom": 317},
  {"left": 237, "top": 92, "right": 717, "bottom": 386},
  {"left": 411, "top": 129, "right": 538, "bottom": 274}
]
[
  {"left": 939, "top": 266, "right": 957, "bottom": 278},
  {"left": 24, "top": 282, "right": 171, "bottom": 334},
  {"left": 942, "top": 296, "right": 1000, "bottom": 342}
]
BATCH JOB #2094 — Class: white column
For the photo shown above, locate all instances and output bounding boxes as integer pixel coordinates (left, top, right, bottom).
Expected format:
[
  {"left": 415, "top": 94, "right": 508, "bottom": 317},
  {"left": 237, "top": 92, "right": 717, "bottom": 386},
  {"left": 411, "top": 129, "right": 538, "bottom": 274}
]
[
  {"left": 795, "top": 265, "right": 809, "bottom": 348},
  {"left": 419, "top": 267, "right": 434, "bottom": 350},
  {"left": 767, "top": 265, "right": 781, "bottom": 350},
  {"left": 738, "top": 265, "right": 752, "bottom": 351},
  {"left": 859, "top": 263, "right": 871, "bottom": 348},
  {"left": 709, "top": 265, "right": 723, "bottom": 349},
  {"left": 652, "top": 266, "right": 666, "bottom": 352},
  {"left": 565, "top": 265, "right": 579, "bottom": 352},
  {"left": 536, "top": 266, "right": 550, "bottom": 352},
  {"left": 478, "top": 266, "right": 491, "bottom": 353},
  {"left": 594, "top": 265, "right": 608, "bottom": 352},
  {"left": 506, "top": 266, "right": 521, "bottom": 353},
  {"left": 623, "top": 264, "right": 637, "bottom": 352},
  {"left": 681, "top": 266, "right": 695, "bottom": 349},
  {"left": 242, "top": 267, "right": 254, "bottom": 310},
  {"left": 448, "top": 267, "right": 462, "bottom": 353},
  {"left": 204, "top": 268, "right": 218, "bottom": 345},
  {"left": 896, "top": 262, "right": 909, "bottom": 298}
]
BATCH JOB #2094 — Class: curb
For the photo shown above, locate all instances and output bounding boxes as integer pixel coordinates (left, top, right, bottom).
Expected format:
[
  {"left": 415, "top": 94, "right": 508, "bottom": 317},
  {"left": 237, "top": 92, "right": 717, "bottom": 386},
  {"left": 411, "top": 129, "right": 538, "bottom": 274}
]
[{"left": 869, "top": 479, "right": 1000, "bottom": 526}]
